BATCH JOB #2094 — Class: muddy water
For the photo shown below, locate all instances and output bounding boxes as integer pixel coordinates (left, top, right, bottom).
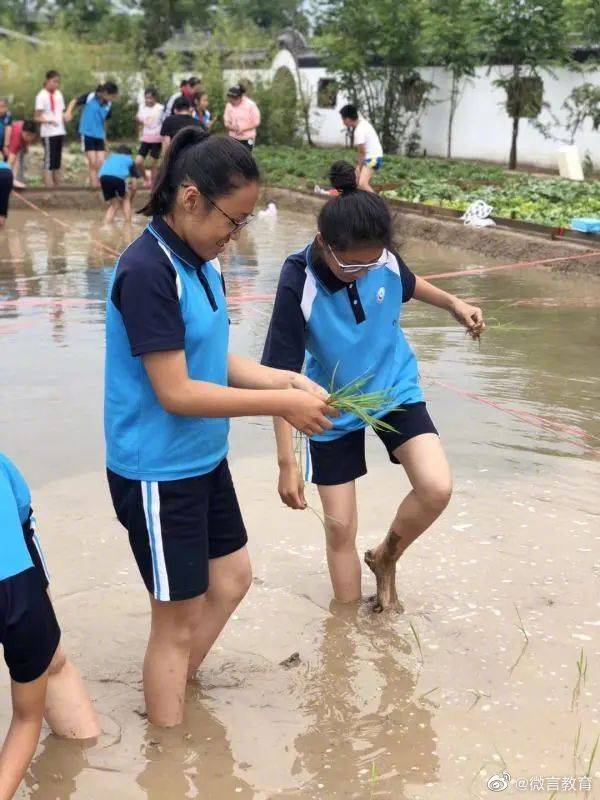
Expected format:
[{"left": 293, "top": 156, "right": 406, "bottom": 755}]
[{"left": 1, "top": 208, "right": 599, "bottom": 800}]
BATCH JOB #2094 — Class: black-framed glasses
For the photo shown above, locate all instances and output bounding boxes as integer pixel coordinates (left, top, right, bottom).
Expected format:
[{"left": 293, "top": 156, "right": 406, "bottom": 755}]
[
  {"left": 181, "top": 184, "right": 255, "bottom": 234},
  {"left": 205, "top": 196, "right": 255, "bottom": 234}
]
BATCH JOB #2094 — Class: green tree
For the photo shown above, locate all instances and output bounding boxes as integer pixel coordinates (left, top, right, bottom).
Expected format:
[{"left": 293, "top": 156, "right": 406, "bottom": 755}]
[
  {"left": 483, "top": 0, "right": 570, "bottom": 170},
  {"left": 222, "top": 0, "right": 307, "bottom": 31},
  {"left": 424, "top": 0, "right": 483, "bottom": 158},
  {"left": 316, "top": 0, "right": 429, "bottom": 153}
]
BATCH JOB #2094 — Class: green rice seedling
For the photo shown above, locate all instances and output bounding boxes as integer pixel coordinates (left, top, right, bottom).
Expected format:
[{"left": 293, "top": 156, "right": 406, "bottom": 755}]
[
  {"left": 369, "top": 760, "right": 378, "bottom": 800},
  {"left": 586, "top": 733, "right": 599, "bottom": 779},
  {"left": 327, "top": 368, "right": 399, "bottom": 434},
  {"left": 574, "top": 722, "right": 582, "bottom": 773},
  {"left": 408, "top": 619, "right": 424, "bottom": 663},
  {"left": 467, "top": 688, "right": 491, "bottom": 711},
  {"left": 514, "top": 604, "right": 529, "bottom": 643},
  {"left": 571, "top": 649, "right": 588, "bottom": 711}
]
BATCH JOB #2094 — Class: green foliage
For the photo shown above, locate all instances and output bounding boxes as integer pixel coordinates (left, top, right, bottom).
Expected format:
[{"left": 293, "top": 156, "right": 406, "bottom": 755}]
[
  {"left": 255, "top": 144, "right": 600, "bottom": 228},
  {"left": 315, "top": 0, "right": 430, "bottom": 153},
  {"left": 252, "top": 71, "right": 301, "bottom": 145},
  {"left": 563, "top": 83, "right": 600, "bottom": 142},
  {"left": 221, "top": 0, "right": 308, "bottom": 31}
]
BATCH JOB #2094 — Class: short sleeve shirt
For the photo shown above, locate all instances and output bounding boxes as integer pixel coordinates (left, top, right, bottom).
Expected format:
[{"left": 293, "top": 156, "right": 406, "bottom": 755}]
[
  {"left": 160, "top": 114, "right": 200, "bottom": 139},
  {"left": 137, "top": 104, "right": 165, "bottom": 143},
  {"left": 0, "top": 453, "right": 33, "bottom": 582},
  {"left": 104, "top": 216, "right": 231, "bottom": 481},
  {"left": 35, "top": 88, "right": 66, "bottom": 138},
  {"left": 353, "top": 118, "right": 383, "bottom": 160},
  {"left": 261, "top": 241, "right": 421, "bottom": 440}
]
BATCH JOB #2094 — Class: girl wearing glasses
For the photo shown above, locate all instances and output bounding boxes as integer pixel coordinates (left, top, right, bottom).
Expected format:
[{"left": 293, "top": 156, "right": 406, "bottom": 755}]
[
  {"left": 104, "top": 127, "right": 336, "bottom": 727},
  {"left": 262, "top": 161, "right": 484, "bottom": 612}
]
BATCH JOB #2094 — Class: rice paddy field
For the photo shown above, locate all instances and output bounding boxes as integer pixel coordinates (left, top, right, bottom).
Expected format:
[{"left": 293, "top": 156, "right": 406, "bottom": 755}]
[{"left": 0, "top": 206, "right": 598, "bottom": 799}]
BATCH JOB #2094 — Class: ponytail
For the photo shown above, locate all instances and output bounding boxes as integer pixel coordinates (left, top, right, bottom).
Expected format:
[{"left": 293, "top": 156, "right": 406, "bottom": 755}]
[
  {"left": 140, "top": 129, "right": 260, "bottom": 217},
  {"left": 317, "top": 160, "right": 392, "bottom": 251}
]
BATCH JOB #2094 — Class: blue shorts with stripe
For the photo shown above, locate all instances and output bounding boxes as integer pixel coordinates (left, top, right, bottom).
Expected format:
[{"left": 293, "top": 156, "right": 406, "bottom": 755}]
[
  {"left": 107, "top": 459, "right": 247, "bottom": 602},
  {"left": 0, "top": 513, "right": 61, "bottom": 683}
]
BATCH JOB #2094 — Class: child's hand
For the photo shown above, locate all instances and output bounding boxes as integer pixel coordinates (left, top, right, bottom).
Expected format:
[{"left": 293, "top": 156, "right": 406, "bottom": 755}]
[
  {"left": 450, "top": 299, "right": 485, "bottom": 339},
  {"left": 278, "top": 462, "right": 306, "bottom": 510},
  {"left": 289, "top": 372, "right": 328, "bottom": 400}
]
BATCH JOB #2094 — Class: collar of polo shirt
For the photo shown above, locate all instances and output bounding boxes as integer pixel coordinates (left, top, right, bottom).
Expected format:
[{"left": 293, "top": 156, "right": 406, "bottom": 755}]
[{"left": 150, "top": 215, "right": 207, "bottom": 272}]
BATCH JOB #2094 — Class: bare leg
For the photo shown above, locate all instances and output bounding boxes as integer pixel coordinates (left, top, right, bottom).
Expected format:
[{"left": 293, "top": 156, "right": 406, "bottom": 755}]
[
  {"left": 52, "top": 170, "right": 61, "bottom": 187},
  {"left": 144, "top": 594, "right": 204, "bottom": 727},
  {"left": 150, "top": 159, "right": 159, "bottom": 186},
  {"left": 187, "top": 547, "right": 252, "bottom": 677},
  {"left": 317, "top": 482, "right": 361, "bottom": 602},
  {"left": 0, "top": 216, "right": 5, "bottom": 231},
  {"left": 43, "top": 646, "right": 100, "bottom": 739},
  {"left": 358, "top": 164, "right": 375, "bottom": 192},
  {"left": 85, "top": 152, "right": 95, "bottom": 187},
  {"left": 122, "top": 195, "right": 132, "bottom": 223},
  {"left": 365, "top": 434, "right": 452, "bottom": 612},
  {"left": 135, "top": 155, "right": 146, "bottom": 183},
  {"left": 0, "top": 675, "right": 47, "bottom": 799},
  {"left": 103, "top": 198, "right": 119, "bottom": 225},
  {"left": 144, "top": 548, "right": 251, "bottom": 727},
  {"left": 42, "top": 171, "right": 53, "bottom": 189}
]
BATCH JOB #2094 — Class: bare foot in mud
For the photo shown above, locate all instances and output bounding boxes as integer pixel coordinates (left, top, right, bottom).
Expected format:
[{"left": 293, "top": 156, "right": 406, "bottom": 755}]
[{"left": 364, "top": 546, "right": 402, "bottom": 613}]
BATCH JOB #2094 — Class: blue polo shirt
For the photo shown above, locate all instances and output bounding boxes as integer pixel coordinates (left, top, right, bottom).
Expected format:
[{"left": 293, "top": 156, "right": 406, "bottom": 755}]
[
  {"left": 99, "top": 153, "right": 138, "bottom": 181},
  {"left": 77, "top": 92, "right": 111, "bottom": 140},
  {"left": 262, "top": 241, "right": 422, "bottom": 441},
  {"left": 0, "top": 453, "right": 33, "bottom": 582},
  {"left": 0, "top": 161, "right": 11, "bottom": 172},
  {"left": 104, "top": 216, "right": 230, "bottom": 481}
]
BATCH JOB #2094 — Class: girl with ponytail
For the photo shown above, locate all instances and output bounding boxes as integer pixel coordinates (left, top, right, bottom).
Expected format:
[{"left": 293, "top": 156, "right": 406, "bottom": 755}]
[
  {"left": 64, "top": 81, "right": 119, "bottom": 187},
  {"left": 262, "top": 161, "right": 485, "bottom": 612},
  {"left": 104, "top": 128, "right": 336, "bottom": 726}
]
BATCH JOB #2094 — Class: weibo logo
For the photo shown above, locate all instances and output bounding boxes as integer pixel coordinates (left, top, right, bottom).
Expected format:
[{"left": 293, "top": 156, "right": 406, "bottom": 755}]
[{"left": 377, "top": 287, "right": 385, "bottom": 303}]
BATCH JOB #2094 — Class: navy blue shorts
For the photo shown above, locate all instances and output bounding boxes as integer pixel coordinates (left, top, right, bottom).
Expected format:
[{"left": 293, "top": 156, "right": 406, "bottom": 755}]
[
  {"left": 107, "top": 459, "right": 248, "bottom": 602},
  {"left": 82, "top": 135, "right": 106, "bottom": 152},
  {"left": 138, "top": 141, "right": 161, "bottom": 160},
  {"left": 0, "top": 168, "right": 13, "bottom": 217},
  {"left": 100, "top": 175, "right": 127, "bottom": 201},
  {"left": 309, "top": 402, "right": 438, "bottom": 485},
  {"left": 0, "top": 515, "right": 61, "bottom": 683}
]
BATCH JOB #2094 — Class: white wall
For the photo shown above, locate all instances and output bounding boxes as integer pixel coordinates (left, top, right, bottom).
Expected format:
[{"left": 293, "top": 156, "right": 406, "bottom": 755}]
[{"left": 233, "top": 51, "right": 600, "bottom": 169}]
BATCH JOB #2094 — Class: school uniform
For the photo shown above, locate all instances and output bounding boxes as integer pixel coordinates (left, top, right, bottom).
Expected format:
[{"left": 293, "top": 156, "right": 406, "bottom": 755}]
[
  {"left": 0, "top": 160, "right": 13, "bottom": 217},
  {"left": 0, "top": 110, "right": 13, "bottom": 154},
  {"left": 77, "top": 91, "right": 112, "bottom": 152},
  {"left": 261, "top": 242, "right": 437, "bottom": 485},
  {"left": 0, "top": 453, "right": 60, "bottom": 683},
  {"left": 34, "top": 88, "right": 66, "bottom": 172},
  {"left": 104, "top": 217, "right": 247, "bottom": 602},
  {"left": 98, "top": 153, "right": 139, "bottom": 201}
]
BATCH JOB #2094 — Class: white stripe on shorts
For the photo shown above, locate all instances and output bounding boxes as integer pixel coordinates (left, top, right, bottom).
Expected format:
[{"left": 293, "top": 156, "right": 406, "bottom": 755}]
[
  {"left": 30, "top": 517, "right": 51, "bottom": 582},
  {"left": 43, "top": 138, "right": 51, "bottom": 171},
  {"left": 141, "top": 481, "right": 170, "bottom": 601}
]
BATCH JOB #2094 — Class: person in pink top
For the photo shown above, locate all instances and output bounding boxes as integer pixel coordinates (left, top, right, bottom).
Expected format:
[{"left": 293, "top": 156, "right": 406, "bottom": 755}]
[
  {"left": 136, "top": 87, "right": 164, "bottom": 187},
  {"left": 223, "top": 84, "right": 260, "bottom": 151}
]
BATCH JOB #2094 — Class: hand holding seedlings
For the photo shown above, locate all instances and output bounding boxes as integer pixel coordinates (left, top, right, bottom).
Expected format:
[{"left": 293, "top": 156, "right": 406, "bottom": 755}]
[{"left": 450, "top": 298, "right": 486, "bottom": 341}]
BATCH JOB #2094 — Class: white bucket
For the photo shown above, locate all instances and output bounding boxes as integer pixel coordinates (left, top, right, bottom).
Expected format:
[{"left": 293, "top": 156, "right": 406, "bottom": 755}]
[{"left": 556, "top": 145, "right": 584, "bottom": 181}]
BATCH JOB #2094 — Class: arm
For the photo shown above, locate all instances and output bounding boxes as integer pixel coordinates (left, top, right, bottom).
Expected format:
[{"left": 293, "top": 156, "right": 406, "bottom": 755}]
[
  {"left": 63, "top": 97, "right": 78, "bottom": 123},
  {"left": 142, "top": 350, "right": 333, "bottom": 436},
  {"left": 413, "top": 275, "right": 485, "bottom": 336},
  {"left": 228, "top": 353, "right": 325, "bottom": 396},
  {"left": 0, "top": 674, "right": 48, "bottom": 800},
  {"left": 356, "top": 143, "right": 366, "bottom": 173},
  {"left": 223, "top": 105, "right": 233, "bottom": 132},
  {"left": 274, "top": 416, "right": 306, "bottom": 509},
  {"left": 3, "top": 124, "right": 11, "bottom": 155}
]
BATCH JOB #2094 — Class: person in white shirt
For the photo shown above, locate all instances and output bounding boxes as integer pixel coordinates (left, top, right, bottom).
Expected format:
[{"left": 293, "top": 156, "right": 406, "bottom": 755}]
[
  {"left": 339, "top": 104, "right": 383, "bottom": 193},
  {"left": 135, "top": 87, "right": 165, "bottom": 188},
  {"left": 34, "top": 70, "right": 66, "bottom": 188}
]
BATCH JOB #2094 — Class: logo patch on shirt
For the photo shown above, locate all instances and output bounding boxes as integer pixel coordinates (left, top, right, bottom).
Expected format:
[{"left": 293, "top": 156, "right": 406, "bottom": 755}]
[{"left": 377, "top": 287, "right": 386, "bottom": 303}]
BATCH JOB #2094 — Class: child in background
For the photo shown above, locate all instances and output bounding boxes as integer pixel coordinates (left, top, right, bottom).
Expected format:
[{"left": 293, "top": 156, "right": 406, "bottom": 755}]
[
  {"left": 0, "top": 99, "right": 13, "bottom": 161},
  {"left": 0, "top": 160, "right": 13, "bottom": 230},
  {"left": 262, "top": 161, "right": 484, "bottom": 611},
  {"left": 7, "top": 121, "right": 37, "bottom": 188},
  {"left": 34, "top": 70, "right": 66, "bottom": 189},
  {"left": 65, "top": 81, "right": 119, "bottom": 188},
  {"left": 0, "top": 451, "right": 99, "bottom": 800},
  {"left": 160, "top": 96, "right": 200, "bottom": 149},
  {"left": 193, "top": 92, "right": 213, "bottom": 132},
  {"left": 136, "top": 88, "right": 164, "bottom": 188},
  {"left": 339, "top": 104, "right": 383, "bottom": 193},
  {"left": 223, "top": 84, "right": 260, "bottom": 150},
  {"left": 98, "top": 145, "right": 139, "bottom": 225}
]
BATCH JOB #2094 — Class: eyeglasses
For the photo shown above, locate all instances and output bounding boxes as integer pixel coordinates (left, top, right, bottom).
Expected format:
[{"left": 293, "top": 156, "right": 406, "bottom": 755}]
[
  {"left": 327, "top": 243, "right": 388, "bottom": 274},
  {"left": 181, "top": 184, "right": 255, "bottom": 234},
  {"left": 206, "top": 196, "right": 255, "bottom": 234}
]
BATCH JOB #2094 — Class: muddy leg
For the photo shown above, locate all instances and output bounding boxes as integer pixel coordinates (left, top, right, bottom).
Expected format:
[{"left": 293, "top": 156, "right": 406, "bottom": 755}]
[{"left": 365, "top": 434, "right": 452, "bottom": 613}]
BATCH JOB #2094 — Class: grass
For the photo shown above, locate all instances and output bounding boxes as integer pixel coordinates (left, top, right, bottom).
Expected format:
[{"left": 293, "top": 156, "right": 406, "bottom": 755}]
[
  {"left": 571, "top": 648, "right": 588, "bottom": 711},
  {"left": 255, "top": 144, "right": 600, "bottom": 228},
  {"left": 407, "top": 619, "right": 424, "bottom": 663},
  {"left": 514, "top": 604, "right": 529, "bottom": 643}
]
